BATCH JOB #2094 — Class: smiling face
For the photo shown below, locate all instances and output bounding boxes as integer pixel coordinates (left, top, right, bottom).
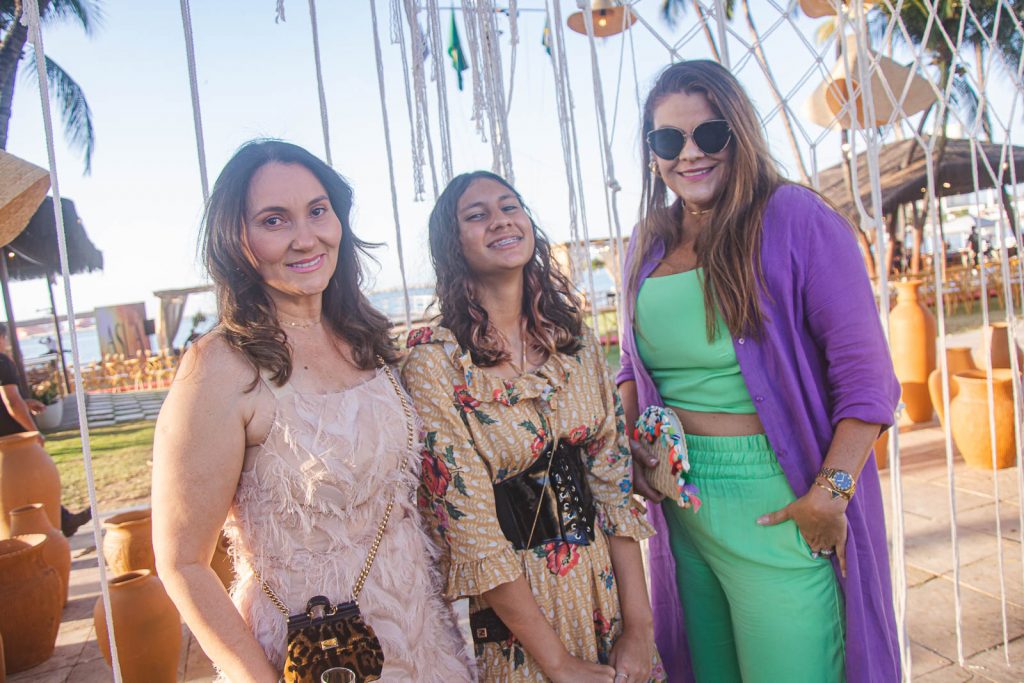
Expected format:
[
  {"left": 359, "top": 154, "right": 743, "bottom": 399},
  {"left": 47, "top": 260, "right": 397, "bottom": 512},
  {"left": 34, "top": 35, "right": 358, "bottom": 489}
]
[
  {"left": 651, "top": 90, "right": 733, "bottom": 212},
  {"left": 244, "top": 161, "right": 342, "bottom": 306},
  {"left": 456, "top": 177, "right": 535, "bottom": 279}
]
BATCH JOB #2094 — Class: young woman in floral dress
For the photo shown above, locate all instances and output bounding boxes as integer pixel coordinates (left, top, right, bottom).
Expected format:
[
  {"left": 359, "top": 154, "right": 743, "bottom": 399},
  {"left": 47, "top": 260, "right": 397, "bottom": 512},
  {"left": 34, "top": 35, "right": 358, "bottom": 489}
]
[{"left": 402, "top": 171, "right": 664, "bottom": 683}]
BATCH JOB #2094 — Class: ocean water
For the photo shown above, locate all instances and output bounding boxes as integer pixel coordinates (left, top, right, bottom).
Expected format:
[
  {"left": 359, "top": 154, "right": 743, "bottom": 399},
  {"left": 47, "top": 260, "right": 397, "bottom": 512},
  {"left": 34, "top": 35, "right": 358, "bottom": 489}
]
[{"left": 18, "top": 272, "right": 616, "bottom": 367}]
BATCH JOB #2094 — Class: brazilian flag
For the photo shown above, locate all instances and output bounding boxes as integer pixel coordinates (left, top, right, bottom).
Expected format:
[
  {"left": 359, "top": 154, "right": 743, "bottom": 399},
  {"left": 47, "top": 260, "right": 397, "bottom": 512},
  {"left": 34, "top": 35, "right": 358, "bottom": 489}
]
[
  {"left": 448, "top": 10, "right": 469, "bottom": 91},
  {"left": 542, "top": 17, "right": 553, "bottom": 56}
]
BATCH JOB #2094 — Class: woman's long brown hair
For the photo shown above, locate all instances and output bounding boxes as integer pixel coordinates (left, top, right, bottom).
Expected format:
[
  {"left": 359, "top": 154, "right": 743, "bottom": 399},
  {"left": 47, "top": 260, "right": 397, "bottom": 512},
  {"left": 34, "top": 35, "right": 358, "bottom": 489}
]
[
  {"left": 631, "top": 60, "right": 786, "bottom": 340},
  {"left": 201, "top": 139, "right": 398, "bottom": 387},
  {"left": 428, "top": 171, "right": 583, "bottom": 366}
]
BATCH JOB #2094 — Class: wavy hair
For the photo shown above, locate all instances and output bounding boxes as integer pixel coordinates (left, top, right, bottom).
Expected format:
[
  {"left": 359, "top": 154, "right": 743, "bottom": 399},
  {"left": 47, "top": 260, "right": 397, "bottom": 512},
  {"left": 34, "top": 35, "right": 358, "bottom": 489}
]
[
  {"left": 201, "top": 139, "right": 398, "bottom": 387},
  {"left": 631, "top": 60, "right": 786, "bottom": 341},
  {"left": 428, "top": 171, "right": 583, "bottom": 366}
]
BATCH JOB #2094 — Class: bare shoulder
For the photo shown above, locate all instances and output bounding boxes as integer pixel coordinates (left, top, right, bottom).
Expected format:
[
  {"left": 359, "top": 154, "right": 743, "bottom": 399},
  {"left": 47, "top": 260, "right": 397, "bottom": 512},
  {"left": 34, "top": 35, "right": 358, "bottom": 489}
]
[{"left": 159, "top": 329, "right": 268, "bottom": 436}]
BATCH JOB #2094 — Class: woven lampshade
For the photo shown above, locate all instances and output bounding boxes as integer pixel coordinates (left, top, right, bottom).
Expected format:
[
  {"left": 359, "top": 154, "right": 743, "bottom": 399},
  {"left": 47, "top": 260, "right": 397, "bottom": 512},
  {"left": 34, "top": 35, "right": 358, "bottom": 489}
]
[
  {"left": 803, "top": 35, "right": 935, "bottom": 129},
  {"left": 0, "top": 150, "right": 50, "bottom": 247},
  {"left": 567, "top": 0, "right": 636, "bottom": 38}
]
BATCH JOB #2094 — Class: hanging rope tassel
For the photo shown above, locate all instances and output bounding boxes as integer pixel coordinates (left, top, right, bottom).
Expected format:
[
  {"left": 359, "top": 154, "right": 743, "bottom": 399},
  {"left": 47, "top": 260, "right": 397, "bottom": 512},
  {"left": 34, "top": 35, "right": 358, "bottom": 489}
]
[{"left": 23, "top": 2, "right": 123, "bottom": 681}]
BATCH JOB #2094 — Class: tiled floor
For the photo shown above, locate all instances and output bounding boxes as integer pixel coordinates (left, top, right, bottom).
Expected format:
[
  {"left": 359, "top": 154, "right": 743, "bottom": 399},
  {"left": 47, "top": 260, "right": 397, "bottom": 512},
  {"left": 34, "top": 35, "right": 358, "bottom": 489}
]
[{"left": 9, "top": 406, "right": 1024, "bottom": 681}]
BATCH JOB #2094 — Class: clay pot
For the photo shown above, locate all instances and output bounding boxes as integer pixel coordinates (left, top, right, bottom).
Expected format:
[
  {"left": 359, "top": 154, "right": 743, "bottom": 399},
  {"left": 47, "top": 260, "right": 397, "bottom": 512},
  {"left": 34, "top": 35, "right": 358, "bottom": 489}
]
[
  {"left": 986, "top": 323, "right": 1023, "bottom": 370},
  {"left": 0, "top": 535, "right": 62, "bottom": 674},
  {"left": 928, "top": 347, "right": 978, "bottom": 426},
  {"left": 0, "top": 432, "right": 60, "bottom": 538},
  {"left": 9, "top": 504, "right": 70, "bottom": 605},
  {"left": 94, "top": 570, "right": 181, "bottom": 683},
  {"left": 210, "top": 531, "right": 235, "bottom": 590},
  {"left": 102, "top": 509, "right": 155, "bottom": 576},
  {"left": 949, "top": 369, "right": 1017, "bottom": 469},
  {"left": 874, "top": 429, "right": 889, "bottom": 470},
  {"left": 889, "top": 281, "right": 937, "bottom": 423}
]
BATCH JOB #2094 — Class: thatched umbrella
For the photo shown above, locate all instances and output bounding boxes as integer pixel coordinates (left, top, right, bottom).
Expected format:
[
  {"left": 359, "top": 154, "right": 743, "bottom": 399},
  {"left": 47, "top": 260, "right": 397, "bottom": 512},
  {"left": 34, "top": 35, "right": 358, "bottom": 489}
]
[
  {"left": 0, "top": 150, "right": 51, "bottom": 393},
  {"left": 5, "top": 197, "right": 104, "bottom": 392},
  {"left": 816, "top": 136, "right": 1024, "bottom": 220}
]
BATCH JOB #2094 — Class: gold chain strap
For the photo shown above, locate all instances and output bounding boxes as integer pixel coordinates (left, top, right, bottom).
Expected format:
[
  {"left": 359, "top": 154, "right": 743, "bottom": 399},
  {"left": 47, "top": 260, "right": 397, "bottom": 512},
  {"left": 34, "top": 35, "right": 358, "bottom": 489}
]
[{"left": 256, "top": 358, "right": 415, "bottom": 616}]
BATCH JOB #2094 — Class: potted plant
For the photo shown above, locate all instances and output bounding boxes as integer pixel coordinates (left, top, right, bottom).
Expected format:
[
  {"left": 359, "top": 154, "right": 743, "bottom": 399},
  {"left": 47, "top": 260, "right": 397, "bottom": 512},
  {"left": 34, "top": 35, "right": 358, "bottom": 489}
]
[{"left": 31, "top": 380, "right": 63, "bottom": 432}]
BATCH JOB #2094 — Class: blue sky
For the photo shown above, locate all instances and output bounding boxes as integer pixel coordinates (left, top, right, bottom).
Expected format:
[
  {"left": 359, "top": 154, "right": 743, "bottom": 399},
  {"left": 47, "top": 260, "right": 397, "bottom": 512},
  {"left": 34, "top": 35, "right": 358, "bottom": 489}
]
[{"left": 5, "top": 0, "right": 1020, "bottom": 325}]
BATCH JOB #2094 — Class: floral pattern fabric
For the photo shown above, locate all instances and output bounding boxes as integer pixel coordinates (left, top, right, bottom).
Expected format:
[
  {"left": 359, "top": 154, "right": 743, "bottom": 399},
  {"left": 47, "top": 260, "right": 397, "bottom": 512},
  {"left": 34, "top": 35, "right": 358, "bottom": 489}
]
[{"left": 402, "top": 326, "right": 663, "bottom": 681}]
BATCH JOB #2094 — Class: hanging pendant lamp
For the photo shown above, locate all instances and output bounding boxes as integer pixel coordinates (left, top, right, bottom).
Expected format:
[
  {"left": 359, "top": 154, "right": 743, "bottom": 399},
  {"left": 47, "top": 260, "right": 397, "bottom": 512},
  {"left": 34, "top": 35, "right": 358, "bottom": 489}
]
[
  {"left": 567, "top": 0, "right": 636, "bottom": 38},
  {"left": 0, "top": 150, "right": 50, "bottom": 247}
]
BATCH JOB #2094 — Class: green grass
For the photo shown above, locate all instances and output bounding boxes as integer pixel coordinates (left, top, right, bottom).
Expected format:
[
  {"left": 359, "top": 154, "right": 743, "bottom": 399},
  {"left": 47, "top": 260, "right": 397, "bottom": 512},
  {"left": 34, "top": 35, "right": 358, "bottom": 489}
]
[{"left": 46, "top": 420, "right": 155, "bottom": 511}]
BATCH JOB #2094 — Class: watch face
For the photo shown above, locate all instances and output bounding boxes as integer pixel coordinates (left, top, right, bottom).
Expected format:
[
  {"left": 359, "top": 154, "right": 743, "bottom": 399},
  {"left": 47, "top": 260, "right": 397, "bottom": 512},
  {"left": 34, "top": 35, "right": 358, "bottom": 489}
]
[{"left": 832, "top": 471, "right": 854, "bottom": 491}]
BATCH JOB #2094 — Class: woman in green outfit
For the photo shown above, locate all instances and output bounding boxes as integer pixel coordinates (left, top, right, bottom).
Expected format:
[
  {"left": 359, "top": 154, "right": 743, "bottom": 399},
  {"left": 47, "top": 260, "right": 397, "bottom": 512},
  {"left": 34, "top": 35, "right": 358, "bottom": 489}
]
[{"left": 617, "top": 61, "right": 901, "bottom": 683}]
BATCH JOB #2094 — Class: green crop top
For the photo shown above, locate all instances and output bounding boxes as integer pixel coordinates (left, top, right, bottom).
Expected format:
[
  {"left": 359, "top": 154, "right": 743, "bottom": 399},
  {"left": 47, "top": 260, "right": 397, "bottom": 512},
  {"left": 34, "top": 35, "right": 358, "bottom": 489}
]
[{"left": 635, "top": 268, "right": 756, "bottom": 414}]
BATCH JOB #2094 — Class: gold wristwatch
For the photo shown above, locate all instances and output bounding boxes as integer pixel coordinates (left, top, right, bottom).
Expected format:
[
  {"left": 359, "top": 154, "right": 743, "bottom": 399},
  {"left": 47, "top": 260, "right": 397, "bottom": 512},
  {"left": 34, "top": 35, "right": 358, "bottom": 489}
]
[{"left": 816, "top": 467, "right": 856, "bottom": 501}]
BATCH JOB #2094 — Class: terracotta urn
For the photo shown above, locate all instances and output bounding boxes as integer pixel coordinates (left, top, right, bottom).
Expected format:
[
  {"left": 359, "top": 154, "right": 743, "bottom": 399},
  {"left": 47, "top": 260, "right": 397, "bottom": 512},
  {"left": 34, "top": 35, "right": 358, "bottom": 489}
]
[
  {"left": 986, "top": 323, "right": 1023, "bottom": 370},
  {"left": 210, "top": 531, "right": 235, "bottom": 590},
  {"left": 102, "top": 509, "right": 155, "bottom": 576},
  {"left": 9, "top": 504, "right": 71, "bottom": 605},
  {"left": 949, "top": 369, "right": 1017, "bottom": 469},
  {"left": 0, "top": 535, "right": 62, "bottom": 674},
  {"left": 94, "top": 570, "right": 182, "bottom": 683},
  {"left": 889, "top": 280, "right": 937, "bottom": 423},
  {"left": 0, "top": 432, "right": 60, "bottom": 538},
  {"left": 928, "top": 347, "right": 978, "bottom": 426}
]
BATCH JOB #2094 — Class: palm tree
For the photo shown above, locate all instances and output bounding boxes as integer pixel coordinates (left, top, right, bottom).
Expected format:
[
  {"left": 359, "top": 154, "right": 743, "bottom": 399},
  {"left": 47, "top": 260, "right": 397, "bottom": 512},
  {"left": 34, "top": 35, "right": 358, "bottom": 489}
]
[{"left": 0, "top": 0, "right": 100, "bottom": 173}]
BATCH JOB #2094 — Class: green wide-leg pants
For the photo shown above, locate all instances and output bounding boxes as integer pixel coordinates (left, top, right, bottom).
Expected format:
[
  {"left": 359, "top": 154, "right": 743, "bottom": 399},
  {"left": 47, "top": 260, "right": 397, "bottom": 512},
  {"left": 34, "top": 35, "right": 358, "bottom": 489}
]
[{"left": 661, "top": 434, "right": 845, "bottom": 683}]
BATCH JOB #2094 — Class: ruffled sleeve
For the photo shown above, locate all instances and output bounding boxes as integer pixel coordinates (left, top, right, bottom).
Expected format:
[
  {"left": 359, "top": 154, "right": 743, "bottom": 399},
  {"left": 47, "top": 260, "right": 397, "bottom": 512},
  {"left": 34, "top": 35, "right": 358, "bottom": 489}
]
[
  {"left": 401, "top": 335, "right": 525, "bottom": 600},
  {"left": 580, "top": 332, "right": 655, "bottom": 541}
]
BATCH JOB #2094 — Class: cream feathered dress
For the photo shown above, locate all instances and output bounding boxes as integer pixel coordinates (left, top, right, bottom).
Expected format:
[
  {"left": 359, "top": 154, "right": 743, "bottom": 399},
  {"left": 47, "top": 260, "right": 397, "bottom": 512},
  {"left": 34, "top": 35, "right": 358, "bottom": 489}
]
[{"left": 222, "top": 366, "right": 475, "bottom": 681}]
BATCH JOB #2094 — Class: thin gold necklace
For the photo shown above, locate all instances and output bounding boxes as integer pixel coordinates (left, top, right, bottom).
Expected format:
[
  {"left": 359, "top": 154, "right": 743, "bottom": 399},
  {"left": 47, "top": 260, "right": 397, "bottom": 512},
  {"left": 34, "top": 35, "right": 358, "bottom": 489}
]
[
  {"left": 685, "top": 206, "right": 713, "bottom": 216},
  {"left": 279, "top": 317, "right": 322, "bottom": 329}
]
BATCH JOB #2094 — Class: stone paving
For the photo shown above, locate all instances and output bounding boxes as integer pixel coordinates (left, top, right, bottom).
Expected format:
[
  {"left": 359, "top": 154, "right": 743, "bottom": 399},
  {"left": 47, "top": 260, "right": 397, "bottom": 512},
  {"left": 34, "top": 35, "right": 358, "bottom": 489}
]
[{"left": 8, "top": 405, "right": 1024, "bottom": 681}]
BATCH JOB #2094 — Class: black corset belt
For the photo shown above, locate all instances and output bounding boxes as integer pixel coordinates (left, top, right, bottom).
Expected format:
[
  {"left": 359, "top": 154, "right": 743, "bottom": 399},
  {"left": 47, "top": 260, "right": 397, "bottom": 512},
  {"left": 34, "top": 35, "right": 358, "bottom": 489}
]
[{"left": 492, "top": 441, "right": 596, "bottom": 551}]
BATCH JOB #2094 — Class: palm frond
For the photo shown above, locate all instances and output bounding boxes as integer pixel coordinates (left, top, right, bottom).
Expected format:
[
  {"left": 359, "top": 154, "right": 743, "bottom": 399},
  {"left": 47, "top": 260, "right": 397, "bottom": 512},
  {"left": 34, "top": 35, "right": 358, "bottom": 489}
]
[
  {"left": 23, "top": 50, "right": 95, "bottom": 174},
  {"left": 44, "top": 0, "right": 103, "bottom": 35},
  {"left": 660, "top": 0, "right": 687, "bottom": 28},
  {"left": 948, "top": 67, "right": 979, "bottom": 133}
]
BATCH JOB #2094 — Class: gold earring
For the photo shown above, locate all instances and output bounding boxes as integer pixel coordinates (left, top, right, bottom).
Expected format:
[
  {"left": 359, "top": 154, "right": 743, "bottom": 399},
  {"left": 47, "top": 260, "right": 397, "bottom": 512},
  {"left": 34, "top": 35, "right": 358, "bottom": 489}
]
[{"left": 649, "top": 160, "right": 660, "bottom": 178}]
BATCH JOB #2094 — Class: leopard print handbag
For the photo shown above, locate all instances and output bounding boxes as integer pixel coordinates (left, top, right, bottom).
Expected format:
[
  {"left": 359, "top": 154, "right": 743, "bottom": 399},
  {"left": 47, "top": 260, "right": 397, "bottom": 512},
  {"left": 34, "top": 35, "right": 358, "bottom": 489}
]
[
  {"left": 278, "top": 597, "right": 384, "bottom": 682},
  {"left": 255, "top": 361, "right": 414, "bottom": 683}
]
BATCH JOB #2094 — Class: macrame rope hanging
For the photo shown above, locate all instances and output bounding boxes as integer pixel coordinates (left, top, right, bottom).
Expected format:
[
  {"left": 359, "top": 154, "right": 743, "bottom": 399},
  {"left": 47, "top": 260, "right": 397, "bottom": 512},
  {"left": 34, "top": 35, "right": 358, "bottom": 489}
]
[
  {"left": 389, "top": 0, "right": 428, "bottom": 201},
  {"left": 179, "top": 0, "right": 210, "bottom": 203},
  {"left": 23, "top": 2, "right": 124, "bottom": 681},
  {"left": 549, "top": 0, "right": 600, "bottom": 332},
  {"left": 576, "top": 0, "right": 628, "bottom": 332},
  {"left": 306, "top": 0, "right": 333, "bottom": 166},
  {"left": 424, "top": 0, "right": 455, "bottom": 184},
  {"left": 838, "top": 9, "right": 918, "bottom": 676},
  {"left": 370, "top": 0, "right": 414, "bottom": 328},
  {"left": 402, "top": 0, "right": 441, "bottom": 199}
]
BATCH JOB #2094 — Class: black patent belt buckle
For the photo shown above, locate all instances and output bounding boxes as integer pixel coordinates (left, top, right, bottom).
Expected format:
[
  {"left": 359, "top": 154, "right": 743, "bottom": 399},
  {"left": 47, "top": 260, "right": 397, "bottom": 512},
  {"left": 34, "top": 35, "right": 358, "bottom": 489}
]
[{"left": 492, "top": 441, "right": 596, "bottom": 551}]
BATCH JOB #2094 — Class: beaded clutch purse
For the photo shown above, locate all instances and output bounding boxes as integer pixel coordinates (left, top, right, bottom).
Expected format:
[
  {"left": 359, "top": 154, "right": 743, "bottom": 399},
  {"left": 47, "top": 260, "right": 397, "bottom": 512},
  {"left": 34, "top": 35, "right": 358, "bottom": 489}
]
[{"left": 634, "top": 406, "right": 701, "bottom": 511}]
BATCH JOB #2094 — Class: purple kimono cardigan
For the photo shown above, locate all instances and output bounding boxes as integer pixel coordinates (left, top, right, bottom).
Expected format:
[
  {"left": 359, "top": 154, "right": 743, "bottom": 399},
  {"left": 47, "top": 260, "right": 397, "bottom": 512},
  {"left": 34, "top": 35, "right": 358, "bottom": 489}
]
[{"left": 616, "top": 185, "right": 901, "bottom": 683}]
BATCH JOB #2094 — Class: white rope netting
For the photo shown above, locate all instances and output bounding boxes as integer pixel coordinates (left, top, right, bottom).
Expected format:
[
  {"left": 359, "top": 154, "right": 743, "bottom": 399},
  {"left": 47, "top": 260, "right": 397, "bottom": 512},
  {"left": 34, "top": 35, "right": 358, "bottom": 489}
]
[{"left": 20, "top": 2, "right": 1024, "bottom": 681}]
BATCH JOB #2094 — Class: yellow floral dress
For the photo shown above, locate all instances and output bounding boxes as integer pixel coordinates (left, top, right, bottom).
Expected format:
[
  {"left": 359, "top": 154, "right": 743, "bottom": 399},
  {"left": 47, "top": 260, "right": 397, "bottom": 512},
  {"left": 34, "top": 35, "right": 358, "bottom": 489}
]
[{"left": 402, "top": 325, "right": 665, "bottom": 681}]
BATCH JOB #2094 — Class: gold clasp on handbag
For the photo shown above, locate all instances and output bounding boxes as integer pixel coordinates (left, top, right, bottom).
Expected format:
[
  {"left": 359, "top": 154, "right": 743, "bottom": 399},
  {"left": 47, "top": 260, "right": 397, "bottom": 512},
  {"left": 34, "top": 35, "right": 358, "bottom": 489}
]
[
  {"left": 320, "top": 637, "right": 340, "bottom": 651},
  {"left": 475, "top": 627, "right": 488, "bottom": 640}
]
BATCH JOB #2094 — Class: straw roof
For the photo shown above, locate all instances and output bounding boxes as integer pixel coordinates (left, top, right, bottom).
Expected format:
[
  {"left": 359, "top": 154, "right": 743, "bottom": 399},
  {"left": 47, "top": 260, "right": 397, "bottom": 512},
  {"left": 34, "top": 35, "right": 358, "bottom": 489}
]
[
  {"left": 815, "top": 136, "right": 1024, "bottom": 220},
  {"left": 0, "top": 150, "right": 50, "bottom": 246},
  {"left": 4, "top": 197, "right": 103, "bottom": 280}
]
